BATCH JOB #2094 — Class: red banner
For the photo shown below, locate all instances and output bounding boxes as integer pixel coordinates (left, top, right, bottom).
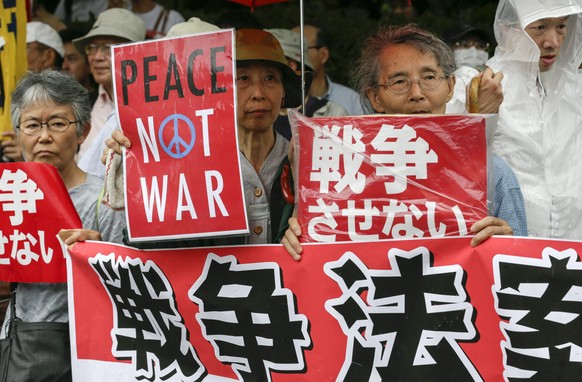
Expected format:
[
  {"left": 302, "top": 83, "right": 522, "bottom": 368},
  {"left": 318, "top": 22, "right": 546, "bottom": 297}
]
[
  {"left": 0, "top": 162, "right": 81, "bottom": 282},
  {"left": 68, "top": 236, "right": 582, "bottom": 381},
  {"left": 289, "top": 112, "right": 493, "bottom": 243},
  {"left": 113, "top": 30, "right": 248, "bottom": 242}
]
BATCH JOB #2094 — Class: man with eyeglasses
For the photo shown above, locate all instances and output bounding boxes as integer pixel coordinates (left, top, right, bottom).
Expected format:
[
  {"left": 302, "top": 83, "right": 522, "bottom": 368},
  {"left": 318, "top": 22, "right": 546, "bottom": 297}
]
[
  {"left": 281, "top": 24, "right": 526, "bottom": 260},
  {"left": 73, "top": 7, "right": 146, "bottom": 163}
]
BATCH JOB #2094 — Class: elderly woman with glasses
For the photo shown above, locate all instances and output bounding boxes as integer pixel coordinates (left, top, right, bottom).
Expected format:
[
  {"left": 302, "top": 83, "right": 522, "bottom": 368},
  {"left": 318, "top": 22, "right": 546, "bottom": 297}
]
[
  {"left": 281, "top": 24, "right": 527, "bottom": 260},
  {"left": 2, "top": 70, "right": 125, "bottom": 380}
]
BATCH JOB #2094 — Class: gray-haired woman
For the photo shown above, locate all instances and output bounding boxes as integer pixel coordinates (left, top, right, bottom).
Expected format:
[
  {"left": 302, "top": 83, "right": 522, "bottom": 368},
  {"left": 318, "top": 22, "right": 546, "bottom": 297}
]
[{"left": 2, "top": 70, "right": 124, "bottom": 381}]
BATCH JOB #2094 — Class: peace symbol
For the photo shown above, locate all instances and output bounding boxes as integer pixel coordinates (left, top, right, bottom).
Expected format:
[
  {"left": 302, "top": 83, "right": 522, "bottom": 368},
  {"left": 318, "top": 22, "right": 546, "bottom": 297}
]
[{"left": 158, "top": 113, "right": 196, "bottom": 159}]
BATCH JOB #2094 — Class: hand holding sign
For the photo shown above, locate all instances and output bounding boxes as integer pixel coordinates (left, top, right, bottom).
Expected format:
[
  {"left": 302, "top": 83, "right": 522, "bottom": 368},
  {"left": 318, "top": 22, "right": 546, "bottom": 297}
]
[
  {"left": 58, "top": 228, "right": 102, "bottom": 249},
  {"left": 103, "top": 129, "right": 132, "bottom": 162},
  {"left": 113, "top": 30, "right": 248, "bottom": 241}
]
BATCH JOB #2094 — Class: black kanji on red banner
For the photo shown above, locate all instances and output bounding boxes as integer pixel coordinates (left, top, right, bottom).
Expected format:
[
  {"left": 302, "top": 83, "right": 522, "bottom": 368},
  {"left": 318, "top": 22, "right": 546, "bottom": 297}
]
[
  {"left": 189, "top": 254, "right": 311, "bottom": 381},
  {"left": 325, "top": 248, "right": 482, "bottom": 381},
  {"left": 494, "top": 248, "right": 582, "bottom": 381},
  {"left": 90, "top": 254, "right": 205, "bottom": 381}
]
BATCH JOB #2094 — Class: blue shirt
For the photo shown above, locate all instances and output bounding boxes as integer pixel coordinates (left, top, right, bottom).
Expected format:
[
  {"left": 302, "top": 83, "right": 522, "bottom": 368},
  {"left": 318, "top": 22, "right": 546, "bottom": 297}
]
[
  {"left": 325, "top": 75, "right": 364, "bottom": 116},
  {"left": 491, "top": 155, "right": 527, "bottom": 236}
]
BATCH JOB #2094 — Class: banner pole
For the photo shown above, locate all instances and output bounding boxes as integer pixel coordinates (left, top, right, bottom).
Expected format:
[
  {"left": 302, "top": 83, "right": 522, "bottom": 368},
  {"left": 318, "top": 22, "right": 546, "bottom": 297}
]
[{"left": 300, "top": 0, "right": 305, "bottom": 112}]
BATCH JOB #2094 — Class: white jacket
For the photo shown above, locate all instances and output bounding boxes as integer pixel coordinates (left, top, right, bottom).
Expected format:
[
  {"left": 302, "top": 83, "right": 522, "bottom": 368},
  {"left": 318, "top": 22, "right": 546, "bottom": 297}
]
[{"left": 487, "top": 0, "right": 582, "bottom": 239}]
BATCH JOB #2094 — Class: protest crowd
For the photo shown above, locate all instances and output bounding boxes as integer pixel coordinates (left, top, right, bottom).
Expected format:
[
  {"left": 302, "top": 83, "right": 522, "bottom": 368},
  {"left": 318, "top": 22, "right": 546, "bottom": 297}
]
[{"left": 1, "top": 0, "right": 582, "bottom": 380}]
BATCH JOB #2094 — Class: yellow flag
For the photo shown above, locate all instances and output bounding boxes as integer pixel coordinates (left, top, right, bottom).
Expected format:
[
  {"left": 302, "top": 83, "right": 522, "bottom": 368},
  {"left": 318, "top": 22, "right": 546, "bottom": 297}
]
[{"left": 0, "top": 0, "right": 27, "bottom": 135}]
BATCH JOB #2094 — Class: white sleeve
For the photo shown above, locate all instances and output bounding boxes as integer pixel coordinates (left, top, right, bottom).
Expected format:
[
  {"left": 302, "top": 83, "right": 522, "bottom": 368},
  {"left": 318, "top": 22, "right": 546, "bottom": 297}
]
[{"left": 78, "top": 112, "right": 119, "bottom": 179}]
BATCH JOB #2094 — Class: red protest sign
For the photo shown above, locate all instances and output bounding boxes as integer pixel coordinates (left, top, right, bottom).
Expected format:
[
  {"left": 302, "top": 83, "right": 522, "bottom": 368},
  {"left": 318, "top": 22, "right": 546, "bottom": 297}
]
[
  {"left": 0, "top": 162, "right": 81, "bottom": 282},
  {"left": 290, "top": 112, "right": 492, "bottom": 243},
  {"left": 68, "top": 236, "right": 582, "bottom": 381},
  {"left": 113, "top": 29, "right": 248, "bottom": 242}
]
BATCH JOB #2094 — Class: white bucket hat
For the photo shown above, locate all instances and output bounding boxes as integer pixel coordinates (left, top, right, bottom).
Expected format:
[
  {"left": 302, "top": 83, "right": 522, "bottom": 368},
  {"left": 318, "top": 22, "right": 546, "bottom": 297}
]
[
  {"left": 73, "top": 8, "right": 146, "bottom": 54},
  {"left": 166, "top": 17, "right": 220, "bottom": 38},
  {"left": 26, "top": 22, "right": 64, "bottom": 57},
  {"left": 265, "top": 28, "right": 314, "bottom": 70}
]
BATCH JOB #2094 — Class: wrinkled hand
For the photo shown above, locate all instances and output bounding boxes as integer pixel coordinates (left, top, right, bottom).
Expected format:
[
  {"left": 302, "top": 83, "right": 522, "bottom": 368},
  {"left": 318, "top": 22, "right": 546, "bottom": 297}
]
[
  {"left": 281, "top": 217, "right": 303, "bottom": 261},
  {"left": 101, "top": 129, "right": 131, "bottom": 164},
  {"left": 58, "top": 229, "right": 102, "bottom": 249},
  {"left": 473, "top": 68, "right": 504, "bottom": 114},
  {"left": 469, "top": 216, "right": 513, "bottom": 247},
  {"left": 466, "top": 68, "right": 503, "bottom": 114},
  {"left": 1, "top": 131, "right": 24, "bottom": 162}
]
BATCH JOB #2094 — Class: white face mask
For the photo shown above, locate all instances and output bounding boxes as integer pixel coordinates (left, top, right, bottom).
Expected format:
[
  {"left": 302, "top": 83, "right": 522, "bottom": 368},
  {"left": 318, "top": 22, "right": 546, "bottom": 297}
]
[{"left": 454, "top": 47, "right": 489, "bottom": 69}]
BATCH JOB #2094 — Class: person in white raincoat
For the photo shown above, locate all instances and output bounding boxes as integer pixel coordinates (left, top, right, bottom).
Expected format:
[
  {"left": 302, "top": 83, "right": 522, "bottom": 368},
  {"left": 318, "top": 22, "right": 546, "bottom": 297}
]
[{"left": 487, "top": 0, "right": 582, "bottom": 239}]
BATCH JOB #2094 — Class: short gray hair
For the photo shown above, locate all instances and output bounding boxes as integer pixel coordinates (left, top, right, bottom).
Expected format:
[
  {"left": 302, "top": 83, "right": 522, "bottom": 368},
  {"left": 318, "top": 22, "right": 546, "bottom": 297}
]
[
  {"left": 11, "top": 70, "right": 91, "bottom": 136},
  {"left": 352, "top": 24, "right": 457, "bottom": 114}
]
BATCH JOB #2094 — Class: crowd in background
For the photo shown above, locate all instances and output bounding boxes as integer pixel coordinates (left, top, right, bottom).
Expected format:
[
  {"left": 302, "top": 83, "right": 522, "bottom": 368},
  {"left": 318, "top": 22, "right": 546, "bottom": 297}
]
[{"left": 2, "top": 0, "right": 582, "bottom": 380}]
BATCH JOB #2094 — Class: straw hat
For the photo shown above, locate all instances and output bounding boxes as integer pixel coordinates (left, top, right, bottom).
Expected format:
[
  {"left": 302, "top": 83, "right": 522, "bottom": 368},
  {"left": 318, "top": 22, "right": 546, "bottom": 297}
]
[{"left": 236, "top": 29, "right": 311, "bottom": 108}]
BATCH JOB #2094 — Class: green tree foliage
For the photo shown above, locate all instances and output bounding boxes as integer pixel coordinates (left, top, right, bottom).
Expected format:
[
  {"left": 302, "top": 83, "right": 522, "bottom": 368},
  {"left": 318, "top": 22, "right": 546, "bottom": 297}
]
[{"left": 171, "top": 0, "right": 498, "bottom": 86}]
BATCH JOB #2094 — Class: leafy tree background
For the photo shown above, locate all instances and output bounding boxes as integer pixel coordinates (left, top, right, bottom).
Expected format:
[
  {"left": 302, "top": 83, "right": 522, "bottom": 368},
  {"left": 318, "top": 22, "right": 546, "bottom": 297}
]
[{"left": 166, "top": 0, "right": 498, "bottom": 86}]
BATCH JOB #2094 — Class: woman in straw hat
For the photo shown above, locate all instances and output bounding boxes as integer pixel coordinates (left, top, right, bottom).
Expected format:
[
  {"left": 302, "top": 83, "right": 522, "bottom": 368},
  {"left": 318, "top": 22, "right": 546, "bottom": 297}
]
[{"left": 103, "top": 22, "right": 306, "bottom": 246}]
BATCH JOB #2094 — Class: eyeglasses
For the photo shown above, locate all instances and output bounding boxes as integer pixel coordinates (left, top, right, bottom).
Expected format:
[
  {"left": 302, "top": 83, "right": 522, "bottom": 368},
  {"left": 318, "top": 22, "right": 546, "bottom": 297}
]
[
  {"left": 85, "top": 43, "right": 113, "bottom": 56},
  {"left": 375, "top": 74, "right": 448, "bottom": 94},
  {"left": 18, "top": 117, "right": 79, "bottom": 135},
  {"left": 307, "top": 45, "right": 323, "bottom": 50},
  {"left": 453, "top": 40, "right": 490, "bottom": 50}
]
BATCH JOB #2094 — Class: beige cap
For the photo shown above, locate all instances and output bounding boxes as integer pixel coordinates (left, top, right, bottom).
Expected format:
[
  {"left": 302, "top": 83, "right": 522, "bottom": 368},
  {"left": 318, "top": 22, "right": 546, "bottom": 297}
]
[
  {"left": 26, "top": 22, "right": 64, "bottom": 57},
  {"left": 73, "top": 8, "right": 146, "bottom": 54},
  {"left": 265, "top": 28, "right": 313, "bottom": 70},
  {"left": 166, "top": 17, "right": 220, "bottom": 37}
]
